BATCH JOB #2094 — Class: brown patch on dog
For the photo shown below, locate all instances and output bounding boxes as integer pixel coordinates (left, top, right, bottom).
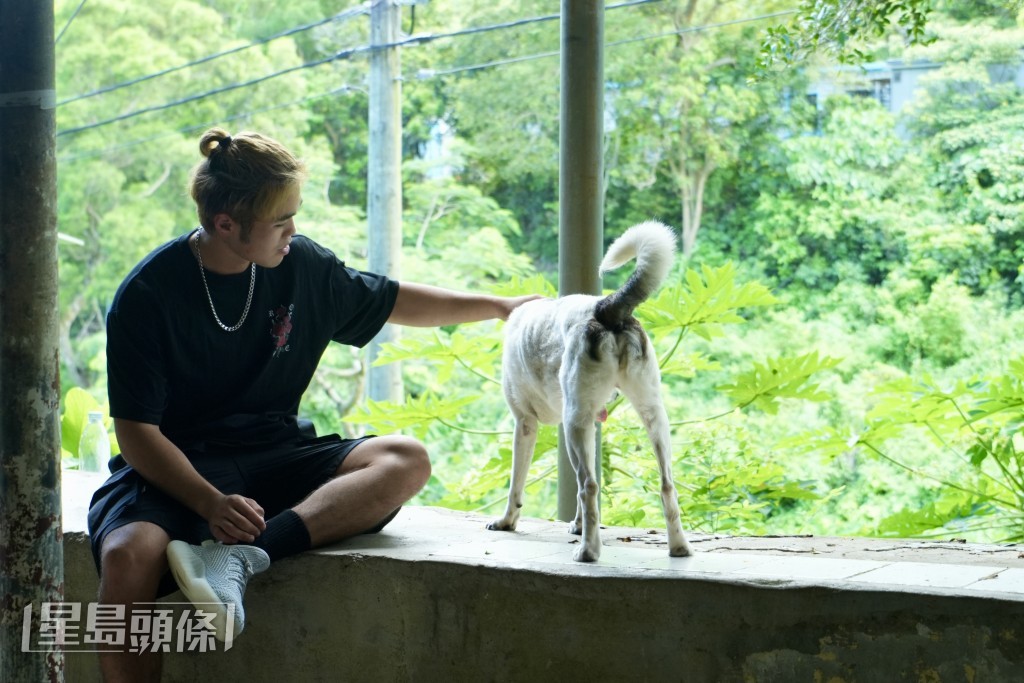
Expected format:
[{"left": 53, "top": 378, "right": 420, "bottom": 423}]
[
  {"left": 585, "top": 319, "right": 607, "bottom": 362},
  {"left": 586, "top": 316, "right": 648, "bottom": 363},
  {"left": 615, "top": 318, "right": 648, "bottom": 367}
]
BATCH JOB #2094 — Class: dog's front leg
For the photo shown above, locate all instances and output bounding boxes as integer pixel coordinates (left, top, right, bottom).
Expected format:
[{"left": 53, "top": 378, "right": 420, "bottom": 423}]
[
  {"left": 488, "top": 415, "right": 539, "bottom": 532},
  {"left": 565, "top": 416, "right": 602, "bottom": 562}
]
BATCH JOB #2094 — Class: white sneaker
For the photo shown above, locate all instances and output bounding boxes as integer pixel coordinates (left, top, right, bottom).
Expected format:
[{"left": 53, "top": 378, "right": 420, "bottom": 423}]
[{"left": 166, "top": 540, "right": 270, "bottom": 642}]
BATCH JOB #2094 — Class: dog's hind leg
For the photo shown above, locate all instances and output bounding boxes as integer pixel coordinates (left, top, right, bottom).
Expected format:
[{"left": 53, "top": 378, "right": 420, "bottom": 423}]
[
  {"left": 565, "top": 414, "right": 603, "bottom": 562},
  {"left": 567, "top": 443, "right": 586, "bottom": 537},
  {"left": 488, "top": 414, "right": 539, "bottom": 532},
  {"left": 619, "top": 380, "right": 692, "bottom": 557}
]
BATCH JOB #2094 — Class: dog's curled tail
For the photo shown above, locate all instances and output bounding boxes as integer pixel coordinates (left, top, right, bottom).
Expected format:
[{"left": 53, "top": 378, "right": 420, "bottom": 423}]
[{"left": 594, "top": 221, "right": 677, "bottom": 331}]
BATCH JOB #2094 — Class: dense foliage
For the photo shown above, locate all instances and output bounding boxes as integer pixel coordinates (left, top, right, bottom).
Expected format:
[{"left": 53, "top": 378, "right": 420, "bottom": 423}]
[{"left": 54, "top": 0, "right": 1024, "bottom": 541}]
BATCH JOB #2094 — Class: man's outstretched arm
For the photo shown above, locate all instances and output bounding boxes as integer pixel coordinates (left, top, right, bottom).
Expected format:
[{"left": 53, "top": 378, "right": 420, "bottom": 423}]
[{"left": 388, "top": 282, "right": 542, "bottom": 327}]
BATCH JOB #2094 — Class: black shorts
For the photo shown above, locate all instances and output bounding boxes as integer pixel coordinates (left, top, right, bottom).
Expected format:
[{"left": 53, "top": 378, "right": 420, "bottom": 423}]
[{"left": 87, "top": 433, "right": 372, "bottom": 590}]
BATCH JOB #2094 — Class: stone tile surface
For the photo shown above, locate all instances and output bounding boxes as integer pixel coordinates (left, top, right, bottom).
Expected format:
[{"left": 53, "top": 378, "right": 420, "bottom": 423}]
[
  {"left": 965, "top": 567, "right": 1024, "bottom": 595},
  {"left": 850, "top": 561, "right": 1006, "bottom": 589},
  {"left": 733, "top": 554, "right": 888, "bottom": 581},
  {"left": 61, "top": 471, "right": 1024, "bottom": 600}
]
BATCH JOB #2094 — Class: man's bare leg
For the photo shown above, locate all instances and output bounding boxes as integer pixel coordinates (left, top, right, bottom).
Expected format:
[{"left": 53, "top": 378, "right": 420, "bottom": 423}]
[
  {"left": 294, "top": 435, "right": 430, "bottom": 546},
  {"left": 97, "top": 521, "right": 171, "bottom": 683}
]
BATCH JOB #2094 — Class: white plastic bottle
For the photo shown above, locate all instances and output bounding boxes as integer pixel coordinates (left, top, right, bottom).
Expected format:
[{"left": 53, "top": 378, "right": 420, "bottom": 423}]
[{"left": 78, "top": 411, "right": 111, "bottom": 473}]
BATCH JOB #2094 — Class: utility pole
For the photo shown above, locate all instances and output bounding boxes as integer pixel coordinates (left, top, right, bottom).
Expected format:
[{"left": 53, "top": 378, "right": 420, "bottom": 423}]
[
  {"left": 366, "top": 0, "right": 404, "bottom": 403},
  {"left": 0, "top": 2, "right": 64, "bottom": 681},
  {"left": 557, "top": 1, "right": 605, "bottom": 521}
]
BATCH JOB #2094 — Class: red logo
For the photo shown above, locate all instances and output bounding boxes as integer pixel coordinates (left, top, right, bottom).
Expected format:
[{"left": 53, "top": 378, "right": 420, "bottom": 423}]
[{"left": 270, "top": 304, "right": 294, "bottom": 357}]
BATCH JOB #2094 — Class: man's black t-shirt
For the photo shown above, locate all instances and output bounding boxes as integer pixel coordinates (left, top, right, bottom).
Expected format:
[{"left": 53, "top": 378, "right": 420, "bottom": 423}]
[{"left": 106, "top": 230, "right": 398, "bottom": 453}]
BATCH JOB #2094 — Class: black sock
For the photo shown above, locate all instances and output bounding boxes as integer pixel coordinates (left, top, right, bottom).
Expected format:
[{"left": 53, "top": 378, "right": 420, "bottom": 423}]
[{"left": 250, "top": 509, "right": 311, "bottom": 562}]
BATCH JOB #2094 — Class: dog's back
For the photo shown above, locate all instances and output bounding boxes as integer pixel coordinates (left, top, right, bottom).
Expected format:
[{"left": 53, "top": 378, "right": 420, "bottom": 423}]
[
  {"left": 503, "top": 221, "right": 677, "bottom": 424},
  {"left": 502, "top": 294, "right": 595, "bottom": 423}
]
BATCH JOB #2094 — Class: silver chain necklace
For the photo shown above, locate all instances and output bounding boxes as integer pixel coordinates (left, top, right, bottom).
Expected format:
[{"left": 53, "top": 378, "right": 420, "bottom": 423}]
[{"left": 192, "top": 229, "right": 255, "bottom": 332}]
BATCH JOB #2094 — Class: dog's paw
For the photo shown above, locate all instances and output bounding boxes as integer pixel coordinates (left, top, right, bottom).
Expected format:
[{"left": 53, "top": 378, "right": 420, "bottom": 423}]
[
  {"left": 573, "top": 545, "right": 600, "bottom": 563},
  {"left": 669, "top": 542, "right": 693, "bottom": 558},
  {"left": 568, "top": 521, "right": 583, "bottom": 536},
  {"left": 486, "top": 519, "right": 516, "bottom": 532}
]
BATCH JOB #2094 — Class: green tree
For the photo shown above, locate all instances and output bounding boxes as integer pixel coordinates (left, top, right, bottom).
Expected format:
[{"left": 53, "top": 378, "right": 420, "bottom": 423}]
[
  {"left": 608, "top": 1, "right": 801, "bottom": 258},
  {"left": 422, "top": 0, "right": 563, "bottom": 261},
  {"left": 740, "top": 95, "right": 922, "bottom": 290},
  {"left": 759, "top": 0, "right": 935, "bottom": 71},
  {"left": 900, "top": 23, "right": 1024, "bottom": 291}
]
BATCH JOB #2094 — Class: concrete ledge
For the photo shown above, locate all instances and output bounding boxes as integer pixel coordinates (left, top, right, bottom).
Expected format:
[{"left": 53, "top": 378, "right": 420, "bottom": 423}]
[{"left": 62, "top": 472, "right": 1024, "bottom": 682}]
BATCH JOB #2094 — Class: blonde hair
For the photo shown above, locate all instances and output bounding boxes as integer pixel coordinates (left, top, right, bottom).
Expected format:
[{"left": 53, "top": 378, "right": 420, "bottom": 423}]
[{"left": 189, "top": 129, "right": 307, "bottom": 239}]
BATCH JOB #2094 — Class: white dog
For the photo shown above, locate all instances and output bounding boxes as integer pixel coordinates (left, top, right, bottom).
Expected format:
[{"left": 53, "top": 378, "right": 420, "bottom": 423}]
[{"left": 489, "top": 220, "right": 692, "bottom": 562}]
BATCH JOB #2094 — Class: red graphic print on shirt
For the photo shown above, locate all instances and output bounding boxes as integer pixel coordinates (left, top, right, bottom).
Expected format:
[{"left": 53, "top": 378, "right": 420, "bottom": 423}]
[{"left": 270, "top": 304, "right": 294, "bottom": 357}]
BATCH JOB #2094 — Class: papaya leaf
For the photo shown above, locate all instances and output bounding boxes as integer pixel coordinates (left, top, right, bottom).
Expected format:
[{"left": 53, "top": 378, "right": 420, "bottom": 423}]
[
  {"left": 874, "top": 491, "right": 988, "bottom": 538},
  {"left": 759, "top": 480, "right": 822, "bottom": 501},
  {"left": 716, "top": 351, "right": 842, "bottom": 414},
  {"left": 373, "top": 331, "right": 502, "bottom": 385},
  {"left": 868, "top": 375, "right": 979, "bottom": 429},
  {"left": 778, "top": 422, "right": 903, "bottom": 462},
  {"left": 637, "top": 262, "right": 778, "bottom": 341},
  {"left": 776, "top": 427, "right": 857, "bottom": 461},
  {"left": 345, "top": 393, "right": 481, "bottom": 441},
  {"left": 658, "top": 351, "right": 721, "bottom": 379}
]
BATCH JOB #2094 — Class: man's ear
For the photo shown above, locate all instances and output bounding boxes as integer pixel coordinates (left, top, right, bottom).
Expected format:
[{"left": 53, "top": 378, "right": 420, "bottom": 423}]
[{"left": 211, "top": 213, "right": 239, "bottom": 236}]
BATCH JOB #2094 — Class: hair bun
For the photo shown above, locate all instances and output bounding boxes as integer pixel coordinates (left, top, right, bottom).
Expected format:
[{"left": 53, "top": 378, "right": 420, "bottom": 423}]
[{"left": 199, "top": 128, "right": 233, "bottom": 158}]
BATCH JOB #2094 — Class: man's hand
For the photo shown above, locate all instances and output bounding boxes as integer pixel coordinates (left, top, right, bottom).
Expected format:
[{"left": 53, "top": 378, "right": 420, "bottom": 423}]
[
  {"left": 498, "top": 294, "right": 546, "bottom": 321},
  {"left": 114, "top": 419, "right": 269, "bottom": 544},
  {"left": 204, "top": 494, "right": 267, "bottom": 544}
]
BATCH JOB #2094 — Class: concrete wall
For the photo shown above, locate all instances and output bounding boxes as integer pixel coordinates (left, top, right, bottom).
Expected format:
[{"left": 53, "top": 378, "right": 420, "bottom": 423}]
[{"left": 62, "top": 521, "right": 1024, "bottom": 683}]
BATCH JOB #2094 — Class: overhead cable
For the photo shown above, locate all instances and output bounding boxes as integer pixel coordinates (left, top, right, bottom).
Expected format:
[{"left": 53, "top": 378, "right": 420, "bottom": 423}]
[
  {"left": 59, "top": 85, "right": 364, "bottom": 163},
  {"left": 417, "top": 9, "right": 799, "bottom": 79},
  {"left": 55, "top": 0, "right": 89, "bottom": 45},
  {"left": 57, "top": 46, "right": 366, "bottom": 138},
  {"left": 58, "top": 2, "right": 370, "bottom": 106},
  {"left": 60, "top": 0, "right": 655, "bottom": 108},
  {"left": 57, "top": 1, "right": 786, "bottom": 138}
]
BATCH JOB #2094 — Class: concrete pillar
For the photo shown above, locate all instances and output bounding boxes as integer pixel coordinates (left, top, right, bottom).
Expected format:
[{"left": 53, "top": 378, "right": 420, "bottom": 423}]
[
  {"left": 0, "top": 2, "right": 64, "bottom": 680},
  {"left": 557, "top": 1, "right": 604, "bottom": 521},
  {"left": 367, "top": 0, "right": 404, "bottom": 403}
]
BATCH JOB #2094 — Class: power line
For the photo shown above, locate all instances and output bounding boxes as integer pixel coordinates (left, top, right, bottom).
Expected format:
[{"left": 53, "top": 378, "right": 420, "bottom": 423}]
[
  {"left": 58, "top": 85, "right": 365, "bottom": 163},
  {"left": 60, "top": 0, "right": 656, "bottom": 110},
  {"left": 56, "top": 2, "right": 787, "bottom": 139},
  {"left": 57, "top": 1, "right": 651, "bottom": 138},
  {"left": 607, "top": 9, "right": 798, "bottom": 49},
  {"left": 393, "top": 0, "right": 660, "bottom": 47},
  {"left": 419, "top": 50, "right": 558, "bottom": 79},
  {"left": 55, "top": 0, "right": 88, "bottom": 45},
  {"left": 416, "top": 9, "right": 799, "bottom": 80},
  {"left": 57, "top": 44, "right": 366, "bottom": 138},
  {"left": 58, "top": 2, "right": 370, "bottom": 106}
]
